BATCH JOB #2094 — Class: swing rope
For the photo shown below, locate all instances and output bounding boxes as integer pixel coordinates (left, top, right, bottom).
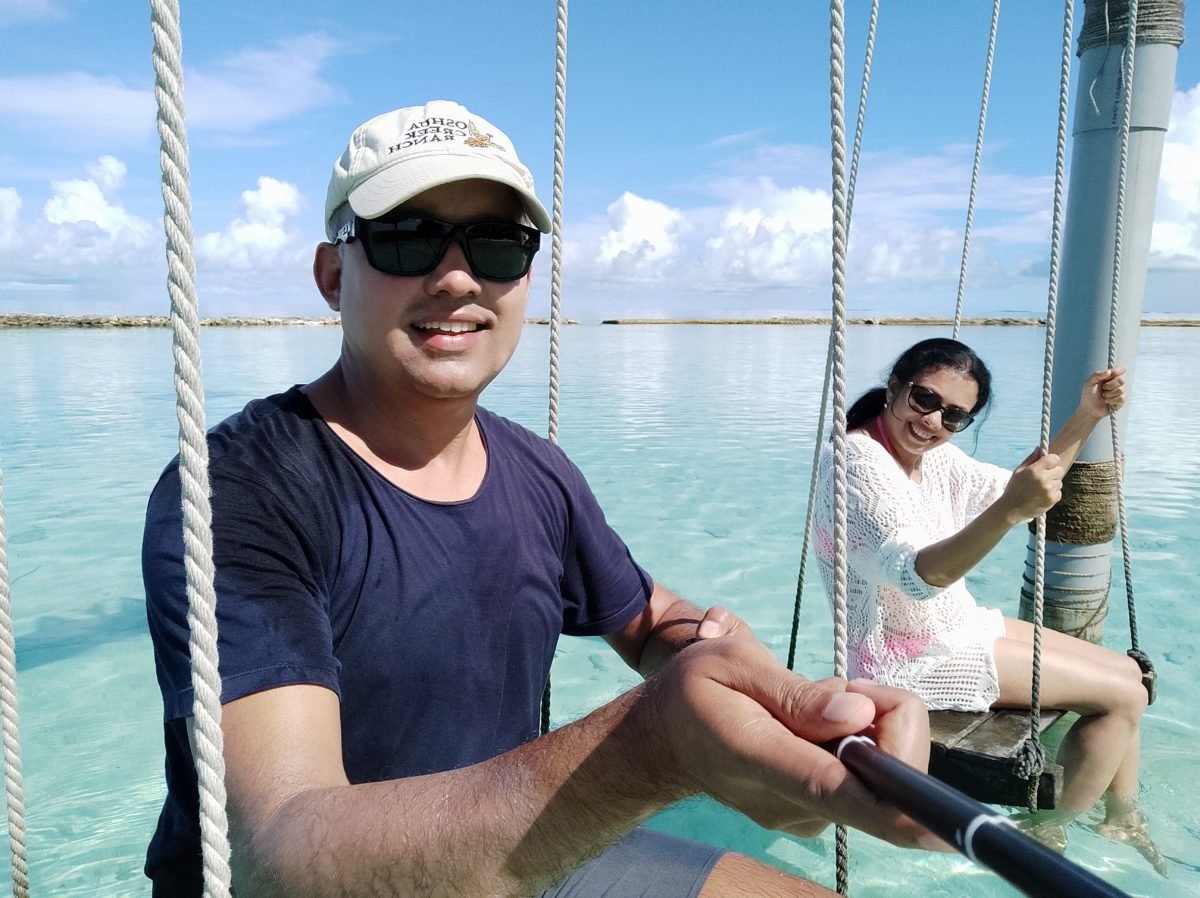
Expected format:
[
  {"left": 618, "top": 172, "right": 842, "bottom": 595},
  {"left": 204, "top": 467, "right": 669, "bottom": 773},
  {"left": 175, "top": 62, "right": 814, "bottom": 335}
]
[
  {"left": 1102, "top": 0, "right": 1154, "bottom": 682},
  {"left": 0, "top": 466, "right": 29, "bottom": 898},
  {"left": 546, "top": 0, "right": 570, "bottom": 450},
  {"left": 826, "top": 2, "right": 852, "bottom": 891},
  {"left": 149, "top": 0, "right": 233, "bottom": 894},
  {"left": 540, "top": 0, "right": 571, "bottom": 738},
  {"left": 789, "top": 0, "right": 879, "bottom": 673},
  {"left": 1014, "top": 0, "right": 1077, "bottom": 812},
  {"left": 952, "top": 0, "right": 1002, "bottom": 340}
]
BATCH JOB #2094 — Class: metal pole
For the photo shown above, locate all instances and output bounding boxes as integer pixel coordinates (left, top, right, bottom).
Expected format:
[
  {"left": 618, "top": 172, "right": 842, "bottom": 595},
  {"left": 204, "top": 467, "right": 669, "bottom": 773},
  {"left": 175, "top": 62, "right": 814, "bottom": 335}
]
[{"left": 1020, "top": 0, "right": 1185, "bottom": 641}]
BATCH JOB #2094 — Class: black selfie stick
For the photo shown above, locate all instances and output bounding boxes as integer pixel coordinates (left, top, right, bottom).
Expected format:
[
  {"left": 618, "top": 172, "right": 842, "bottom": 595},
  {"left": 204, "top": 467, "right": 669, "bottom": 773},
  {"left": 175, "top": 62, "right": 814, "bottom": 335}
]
[{"left": 833, "top": 735, "right": 1131, "bottom": 898}]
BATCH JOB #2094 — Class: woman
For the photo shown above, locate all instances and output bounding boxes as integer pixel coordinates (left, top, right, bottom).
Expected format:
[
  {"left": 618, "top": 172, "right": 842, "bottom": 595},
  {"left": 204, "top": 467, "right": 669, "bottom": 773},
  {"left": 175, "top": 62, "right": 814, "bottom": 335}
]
[{"left": 814, "top": 337, "right": 1162, "bottom": 870}]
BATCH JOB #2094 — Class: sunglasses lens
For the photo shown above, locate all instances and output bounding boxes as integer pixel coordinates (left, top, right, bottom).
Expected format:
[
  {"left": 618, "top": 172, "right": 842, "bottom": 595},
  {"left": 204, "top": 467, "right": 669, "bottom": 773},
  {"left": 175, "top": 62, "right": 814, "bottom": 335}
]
[
  {"left": 463, "top": 223, "right": 538, "bottom": 280},
  {"left": 363, "top": 219, "right": 448, "bottom": 274},
  {"left": 907, "top": 384, "right": 973, "bottom": 432},
  {"left": 909, "top": 385, "right": 940, "bottom": 413},
  {"left": 942, "top": 410, "right": 971, "bottom": 432},
  {"left": 359, "top": 218, "right": 538, "bottom": 280}
]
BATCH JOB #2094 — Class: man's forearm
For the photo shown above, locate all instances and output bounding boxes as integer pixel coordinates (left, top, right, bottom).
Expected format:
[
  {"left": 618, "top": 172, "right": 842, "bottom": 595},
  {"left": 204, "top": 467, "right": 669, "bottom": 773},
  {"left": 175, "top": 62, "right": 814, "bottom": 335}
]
[
  {"left": 634, "top": 594, "right": 710, "bottom": 677},
  {"left": 235, "top": 684, "right": 689, "bottom": 898}
]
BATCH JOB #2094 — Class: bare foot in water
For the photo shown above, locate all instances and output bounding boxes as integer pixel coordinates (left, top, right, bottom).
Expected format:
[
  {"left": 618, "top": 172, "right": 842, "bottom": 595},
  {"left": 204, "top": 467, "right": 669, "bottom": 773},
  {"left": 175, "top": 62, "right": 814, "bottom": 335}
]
[
  {"left": 1022, "top": 821, "right": 1069, "bottom": 853},
  {"left": 1009, "top": 809, "right": 1076, "bottom": 854},
  {"left": 1093, "top": 797, "right": 1168, "bottom": 877}
]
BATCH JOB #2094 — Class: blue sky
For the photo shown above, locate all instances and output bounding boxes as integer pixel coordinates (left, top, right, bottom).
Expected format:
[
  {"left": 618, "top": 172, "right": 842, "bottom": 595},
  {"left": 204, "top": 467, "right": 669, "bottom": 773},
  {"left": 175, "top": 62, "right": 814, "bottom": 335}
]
[{"left": 0, "top": 0, "right": 1196, "bottom": 321}]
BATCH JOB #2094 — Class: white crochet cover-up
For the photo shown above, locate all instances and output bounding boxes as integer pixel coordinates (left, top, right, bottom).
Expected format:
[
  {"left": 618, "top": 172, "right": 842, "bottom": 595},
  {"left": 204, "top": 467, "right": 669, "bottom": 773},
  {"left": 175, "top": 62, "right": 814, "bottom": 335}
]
[{"left": 815, "top": 431, "right": 1012, "bottom": 711}]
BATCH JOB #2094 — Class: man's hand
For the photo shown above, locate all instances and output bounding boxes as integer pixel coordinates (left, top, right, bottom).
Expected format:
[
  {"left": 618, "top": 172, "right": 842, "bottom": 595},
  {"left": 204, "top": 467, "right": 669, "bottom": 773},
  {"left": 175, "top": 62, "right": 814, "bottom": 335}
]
[
  {"left": 691, "top": 604, "right": 750, "bottom": 643},
  {"left": 639, "top": 634, "right": 933, "bottom": 847}
]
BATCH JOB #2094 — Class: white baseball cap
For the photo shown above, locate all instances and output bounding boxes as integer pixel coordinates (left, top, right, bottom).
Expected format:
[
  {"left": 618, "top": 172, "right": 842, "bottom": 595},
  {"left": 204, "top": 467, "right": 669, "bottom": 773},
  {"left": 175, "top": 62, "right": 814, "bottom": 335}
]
[{"left": 324, "top": 99, "right": 551, "bottom": 240}]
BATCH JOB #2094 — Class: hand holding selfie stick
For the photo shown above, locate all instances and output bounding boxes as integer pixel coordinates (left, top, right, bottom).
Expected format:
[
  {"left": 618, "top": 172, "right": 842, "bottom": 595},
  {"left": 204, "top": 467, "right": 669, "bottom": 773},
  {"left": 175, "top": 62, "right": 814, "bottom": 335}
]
[{"left": 833, "top": 735, "right": 1131, "bottom": 898}]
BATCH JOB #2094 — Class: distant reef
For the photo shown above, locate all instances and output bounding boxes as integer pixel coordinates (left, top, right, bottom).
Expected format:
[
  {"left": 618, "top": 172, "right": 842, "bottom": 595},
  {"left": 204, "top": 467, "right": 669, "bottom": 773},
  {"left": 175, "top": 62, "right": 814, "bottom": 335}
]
[
  {"left": 601, "top": 316, "right": 1200, "bottom": 327},
  {"left": 0, "top": 314, "right": 341, "bottom": 328},
  {"left": 600, "top": 316, "right": 1046, "bottom": 326}
]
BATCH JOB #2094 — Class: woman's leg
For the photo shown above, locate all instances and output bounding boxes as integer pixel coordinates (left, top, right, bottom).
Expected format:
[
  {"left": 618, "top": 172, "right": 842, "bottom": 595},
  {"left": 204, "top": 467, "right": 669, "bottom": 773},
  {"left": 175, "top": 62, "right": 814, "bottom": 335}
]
[
  {"left": 996, "top": 619, "right": 1165, "bottom": 874},
  {"left": 993, "top": 617, "right": 1147, "bottom": 812}
]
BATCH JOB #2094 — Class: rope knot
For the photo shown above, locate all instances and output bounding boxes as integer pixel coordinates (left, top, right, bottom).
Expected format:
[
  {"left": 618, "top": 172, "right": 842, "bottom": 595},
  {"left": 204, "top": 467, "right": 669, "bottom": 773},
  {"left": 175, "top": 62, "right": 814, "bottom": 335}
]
[
  {"left": 1014, "top": 737, "right": 1046, "bottom": 781},
  {"left": 1015, "top": 737, "right": 1047, "bottom": 813},
  {"left": 1127, "top": 648, "right": 1154, "bottom": 674},
  {"left": 1127, "top": 649, "right": 1157, "bottom": 705}
]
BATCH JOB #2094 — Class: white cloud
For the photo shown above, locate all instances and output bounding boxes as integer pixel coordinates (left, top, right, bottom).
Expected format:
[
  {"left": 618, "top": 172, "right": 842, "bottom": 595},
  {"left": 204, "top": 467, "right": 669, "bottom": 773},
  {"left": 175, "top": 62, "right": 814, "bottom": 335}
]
[
  {"left": 186, "top": 35, "right": 340, "bottom": 135},
  {"left": 0, "top": 157, "right": 157, "bottom": 308},
  {"left": 42, "top": 159, "right": 154, "bottom": 263},
  {"left": 703, "top": 182, "right": 831, "bottom": 286},
  {"left": 84, "top": 155, "right": 128, "bottom": 194},
  {"left": 0, "top": 73, "right": 154, "bottom": 144},
  {"left": 566, "top": 105, "right": 1199, "bottom": 304},
  {"left": 0, "top": 0, "right": 62, "bottom": 25},
  {"left": 197, "top": 177, "right": 304, "bottom": 270},
  {"left": 0, "top": 33, "right": 339, "bottom": 147},
  {"left": 0, "top": 188, "right": 20, "bottom": 247},
  {"left": 1151, "top": 84, "right": 1200, "bottom": 268},
  {"left": 571, "top": 147, "right": 1018, "bottom": 295},
  {"left": 0, "top": 163, "right": 319, "bottom": 313},
  {"left": 594, "top": 193, "right": 687, "bottom": 279}
]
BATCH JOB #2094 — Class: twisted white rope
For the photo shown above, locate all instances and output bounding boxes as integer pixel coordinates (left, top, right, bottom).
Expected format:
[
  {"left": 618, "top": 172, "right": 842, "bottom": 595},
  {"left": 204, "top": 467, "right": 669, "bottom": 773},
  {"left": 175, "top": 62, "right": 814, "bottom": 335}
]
[
  {"left": 546, "top": 0, "right": 569, "bottom": 449},
  {"left": 0, "top": 466, "right": 29, "bottom": 898},
  {"left": 789, "top": 0, "right": 879, "bottom": 672},
  {"left": 1105, "top": 0, "right": 1143, "bottom": 656},
  {"left": 845, "top": 0, "right": 879, "bottom": 235},
  {"left": 540, "top": 0, "right": 570, "bottom": 738},
  {"left": 828, "top": 2, "right": 851, "bottom": 892},
  {"left": 149, "top": 0, "right": 232, "bottom": 894},
  {"left": 1019, "top": 0, "right": 1076, "bottom": 812},
  {"left": 952, "top": 0, "right": 1001, "bottom": 340}
]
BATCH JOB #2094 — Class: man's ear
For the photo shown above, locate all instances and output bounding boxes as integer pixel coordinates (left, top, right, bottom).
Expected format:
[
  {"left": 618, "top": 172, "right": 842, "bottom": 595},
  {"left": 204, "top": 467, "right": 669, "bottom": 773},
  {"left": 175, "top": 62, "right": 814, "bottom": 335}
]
[{"left": 313, "top": 242, "right": 343, "bottom": 312}]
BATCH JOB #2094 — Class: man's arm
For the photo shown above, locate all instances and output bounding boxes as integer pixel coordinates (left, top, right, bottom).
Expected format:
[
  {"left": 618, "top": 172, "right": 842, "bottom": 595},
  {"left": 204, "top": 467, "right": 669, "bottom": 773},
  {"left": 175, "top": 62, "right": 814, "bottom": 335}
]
[
  {"left": 210, "top": 640, "right": 933, "bottom": 898},
  {"left": 602, "top": 580, "right": 730, "bottom": 677},
  {"left": 210, "top": 682, "right": 679, "bottom": 898}
]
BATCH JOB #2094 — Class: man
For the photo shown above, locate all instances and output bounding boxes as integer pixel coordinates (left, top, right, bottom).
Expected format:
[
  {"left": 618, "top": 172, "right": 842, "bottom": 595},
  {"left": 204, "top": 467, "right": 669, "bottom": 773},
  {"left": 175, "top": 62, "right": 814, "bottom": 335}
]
[{"left": 144, "top": 99, "right": 934, "bottom": 897}]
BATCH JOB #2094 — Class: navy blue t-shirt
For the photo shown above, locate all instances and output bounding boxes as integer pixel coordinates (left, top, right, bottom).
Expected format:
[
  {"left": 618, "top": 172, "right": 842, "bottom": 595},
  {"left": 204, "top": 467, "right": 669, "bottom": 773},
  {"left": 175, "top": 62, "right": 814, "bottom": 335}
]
[{"left": 142, "top": 387, "right": 653, "bottom": 892}]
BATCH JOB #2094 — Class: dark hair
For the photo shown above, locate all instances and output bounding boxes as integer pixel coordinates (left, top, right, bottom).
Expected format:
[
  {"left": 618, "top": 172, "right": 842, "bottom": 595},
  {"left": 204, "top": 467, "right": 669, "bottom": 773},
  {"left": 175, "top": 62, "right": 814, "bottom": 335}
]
[{"left": 846, "top": 337, "right": 993, "bottom": 432}]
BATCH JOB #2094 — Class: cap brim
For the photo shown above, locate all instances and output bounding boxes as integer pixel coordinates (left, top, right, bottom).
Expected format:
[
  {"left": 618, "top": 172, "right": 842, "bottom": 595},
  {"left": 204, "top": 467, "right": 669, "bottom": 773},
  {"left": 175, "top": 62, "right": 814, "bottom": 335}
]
[{"left": 347, "top": 151, "right": 552, "bottom": 233}]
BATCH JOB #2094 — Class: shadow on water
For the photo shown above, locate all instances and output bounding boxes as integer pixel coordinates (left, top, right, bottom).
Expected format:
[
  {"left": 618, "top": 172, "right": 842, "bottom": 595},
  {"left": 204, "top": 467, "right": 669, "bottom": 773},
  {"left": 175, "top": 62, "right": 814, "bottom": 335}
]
[{"left": 16, "top": 599, "right": 147, "bottom": 671}]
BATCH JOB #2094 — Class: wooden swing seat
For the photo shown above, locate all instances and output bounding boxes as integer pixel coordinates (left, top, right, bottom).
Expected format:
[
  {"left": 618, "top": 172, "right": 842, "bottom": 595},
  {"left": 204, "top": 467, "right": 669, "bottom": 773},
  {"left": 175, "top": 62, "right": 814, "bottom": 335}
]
[{"left": 928, "top": 708, "right": 1066, "bottom": 809}]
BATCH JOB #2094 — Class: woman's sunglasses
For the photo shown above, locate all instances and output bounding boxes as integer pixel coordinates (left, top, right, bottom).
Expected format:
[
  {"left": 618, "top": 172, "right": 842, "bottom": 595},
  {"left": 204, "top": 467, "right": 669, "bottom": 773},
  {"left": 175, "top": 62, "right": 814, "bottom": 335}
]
[
  {"left": 336, "top": 215, "right": 541, "bottom": 282},
  {"left": 903, "top": 382, "right": 976, "bottom": 432}
]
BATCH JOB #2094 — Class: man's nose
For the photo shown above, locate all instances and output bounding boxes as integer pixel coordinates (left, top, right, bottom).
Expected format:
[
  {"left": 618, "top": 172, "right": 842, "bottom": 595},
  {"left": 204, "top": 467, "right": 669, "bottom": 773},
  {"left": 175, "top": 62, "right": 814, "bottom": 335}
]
[{"left": 427, "top": 239, "right": 480, "bottom": 293}]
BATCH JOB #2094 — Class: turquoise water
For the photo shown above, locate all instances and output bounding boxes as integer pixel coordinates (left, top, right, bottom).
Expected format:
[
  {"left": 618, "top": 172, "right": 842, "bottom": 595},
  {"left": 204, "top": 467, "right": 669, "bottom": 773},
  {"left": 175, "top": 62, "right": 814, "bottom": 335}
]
[{"left": 0, "top": 323, "right": 1195, "bottom": 896}]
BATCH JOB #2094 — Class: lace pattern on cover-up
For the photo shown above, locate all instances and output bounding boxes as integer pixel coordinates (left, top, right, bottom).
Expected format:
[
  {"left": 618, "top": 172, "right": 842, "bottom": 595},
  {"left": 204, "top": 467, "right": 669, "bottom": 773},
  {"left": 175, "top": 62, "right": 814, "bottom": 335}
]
[{"left": 816, "top": 431, "right": 1011, "bottom": 711}]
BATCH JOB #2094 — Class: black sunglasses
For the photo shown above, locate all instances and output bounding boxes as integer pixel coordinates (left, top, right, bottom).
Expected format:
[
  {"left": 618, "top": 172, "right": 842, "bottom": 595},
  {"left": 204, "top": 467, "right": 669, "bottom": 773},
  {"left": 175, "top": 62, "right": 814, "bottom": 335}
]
[
  {"left": 903, "top": 382, "right": 976, "bottom": 432},
  {"left": 336, "top": 215, "right": 540, "bottom": 282}
]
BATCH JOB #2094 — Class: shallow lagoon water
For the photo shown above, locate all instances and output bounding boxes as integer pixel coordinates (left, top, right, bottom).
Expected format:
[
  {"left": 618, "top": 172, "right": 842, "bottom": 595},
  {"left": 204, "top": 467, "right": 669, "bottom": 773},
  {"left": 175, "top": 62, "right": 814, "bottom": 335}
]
[{"left": 0, "top": 323, "right": 1195, "bottom": 896}]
